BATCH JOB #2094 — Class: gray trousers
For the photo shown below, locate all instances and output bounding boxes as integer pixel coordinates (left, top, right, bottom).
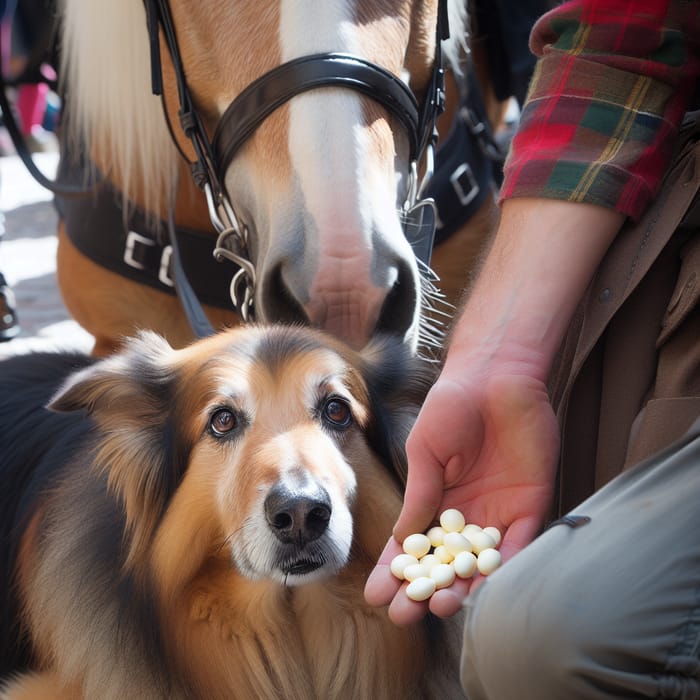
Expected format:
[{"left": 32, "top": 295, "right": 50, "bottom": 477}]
[{"left": 460, "top": 418, "right": 700, "bottom": 699}]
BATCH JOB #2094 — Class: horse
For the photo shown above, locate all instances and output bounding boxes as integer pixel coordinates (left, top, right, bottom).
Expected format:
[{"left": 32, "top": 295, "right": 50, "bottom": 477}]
[{"left": 53, "top": 0, "right": 500, "bottom": 357}]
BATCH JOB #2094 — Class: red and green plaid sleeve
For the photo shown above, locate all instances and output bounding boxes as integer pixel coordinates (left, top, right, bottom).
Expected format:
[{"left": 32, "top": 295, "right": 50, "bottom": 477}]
[{"left": 499, "top": 0, "right": 700, "bottom": 220}]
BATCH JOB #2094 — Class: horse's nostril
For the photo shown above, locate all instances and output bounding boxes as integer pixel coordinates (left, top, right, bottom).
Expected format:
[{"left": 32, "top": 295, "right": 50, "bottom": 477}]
[
  {"left": 375, "top": 259, "right": 418, "bottom": 336},
  {"left": 260, "top": 264, "right": 309, "bottom": 325}
]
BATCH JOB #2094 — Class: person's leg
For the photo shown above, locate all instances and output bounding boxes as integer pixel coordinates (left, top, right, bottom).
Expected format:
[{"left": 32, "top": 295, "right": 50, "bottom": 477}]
[
  {"left": 461, "top": 419, "right": 700, "bottom": 699},
  {"left": 16, "top": 81, "right": 52, "bottom": 152},
  {"left": 0, "top": 206, "right": 19, "bottom": 341},
  {"left": 16, "top": 82, "right": 47, "bottom": 134},
  {"left": 0, "top": 269, "right": 19, "bottom": 341}
]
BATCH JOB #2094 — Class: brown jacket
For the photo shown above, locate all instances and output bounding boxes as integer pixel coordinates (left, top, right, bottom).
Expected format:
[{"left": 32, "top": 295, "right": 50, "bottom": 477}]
[{"left": 549, "top": 111, "right": 700, "bottom": 515}]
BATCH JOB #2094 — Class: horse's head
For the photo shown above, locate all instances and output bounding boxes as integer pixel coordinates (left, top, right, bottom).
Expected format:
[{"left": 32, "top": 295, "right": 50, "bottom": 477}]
[{"left": 60, "top": 0, "right": 466, "bottom": 352}]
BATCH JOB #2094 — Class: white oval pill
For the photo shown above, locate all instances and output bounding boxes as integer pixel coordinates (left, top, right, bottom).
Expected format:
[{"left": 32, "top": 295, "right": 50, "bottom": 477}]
[
  {"left": 430, "top": 563, "right": 456, "bottom": 589},
  {"left": 406, "top": 576, "right": 436, "bottom": 601},
  {"left": 439, "top": 508, "right": 466, "bottom": 533},
  {"left": 403, "top": 563, "right": 427, "bottom": 582},
  {"left": 469, "top": 530, "right": 497, "bottom": 554},
  {"left": 419, "top": 554, "right": 443, "bottom": 572},
  {"left": 477, "top": 548, "right": 502, "bottom": 575},
  {"left": 443, "top": 531, "right": 473, "bottom": 557},
  {"left": 390, "top": 553, "right": 419, "bottom": 580},
  {"left": 433, "top": 545, "right": 454, "bottom": 563},
  {"left": 426, "top": 526, "right": 446, "bottom": 547},
  {"left": 453, "top": 550, "right": 478, "bottom": 578},
  {"left": 483, "top": 526, "right": 502, "bottom": 547},
  {"left": 462, "top": 523, "right": 484, "bottom": 539},
  {"left": 402, "top": 533, "right": 431, "bottom": 559}
]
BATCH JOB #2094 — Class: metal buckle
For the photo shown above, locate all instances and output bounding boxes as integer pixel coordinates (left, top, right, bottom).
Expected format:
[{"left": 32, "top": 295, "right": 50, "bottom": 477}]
[
  {"left": 123, "top": 230, "right": 175, "bottom": 288},
  {"left": 123, "top": 230, "right": 154, "bottom": 270},
  {"left": 450, "top": 162, "right": 479, "bottom": 207},
  {"left": 158, "top": 245, "right": 174, "bottom": 287}
]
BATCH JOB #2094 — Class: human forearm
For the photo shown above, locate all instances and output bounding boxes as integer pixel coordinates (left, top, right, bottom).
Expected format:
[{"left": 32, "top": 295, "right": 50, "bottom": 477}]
[{"left": 446, "top": 197, "right": 625, "bottom": 383}]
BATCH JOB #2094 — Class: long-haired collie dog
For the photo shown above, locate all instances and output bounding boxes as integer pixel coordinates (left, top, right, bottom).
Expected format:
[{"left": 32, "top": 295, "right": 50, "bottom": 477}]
[{"left": 0, "top": 325, "right": 464, "bottom": 699}]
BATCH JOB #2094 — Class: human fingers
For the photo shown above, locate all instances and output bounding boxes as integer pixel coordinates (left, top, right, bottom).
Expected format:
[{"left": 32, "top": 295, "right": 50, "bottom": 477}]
[
  {"left": 499, "top": 515, "right": 543, "bottom": 564},
  {"left": 393, "top": 450, "right": 444, "bottom": 544},
  {"left": 365, "top": 538, "right": 433, "bottom": 626},
  {"left": 366, "top": 536, "right": 468, "bottom": 624},
  {"left": 428, "top": 576, "right": 472, "bottom": 618},
  {"left": 387, "top": 586, "right": 431, "bottom": 626},
  {"left": 388, "top": 569, "right": 475, "bottom": 623},
  {"left": 364, "top": 537, "right": 403, "bottom": 607}
]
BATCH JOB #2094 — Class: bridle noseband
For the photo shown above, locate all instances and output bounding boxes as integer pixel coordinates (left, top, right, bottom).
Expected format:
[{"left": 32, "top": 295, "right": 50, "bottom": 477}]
[
  {"left": 143, "top": 0, "right": 448, "bottom": 328},
  {"left": 213, "top": 52, "right": 432, "bottom": 182}
]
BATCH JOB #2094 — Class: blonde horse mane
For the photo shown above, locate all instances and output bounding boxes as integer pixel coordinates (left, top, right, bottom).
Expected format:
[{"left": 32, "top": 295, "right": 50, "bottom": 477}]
[{"left": 60, "top": 0, "right": 179, "bottom": 214}]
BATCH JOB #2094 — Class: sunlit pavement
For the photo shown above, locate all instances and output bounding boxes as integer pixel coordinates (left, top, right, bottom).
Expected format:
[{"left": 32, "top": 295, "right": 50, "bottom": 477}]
[{"left": 0, "top": 150, "right": 94, "bottom": 358}]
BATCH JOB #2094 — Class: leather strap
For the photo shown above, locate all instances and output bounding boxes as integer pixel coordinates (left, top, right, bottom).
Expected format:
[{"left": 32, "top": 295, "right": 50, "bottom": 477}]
[
  {"left": 425, "top": 66, "right": 504, "bottom": 244},
  {"left": 212, "top": 52, "right": 422, "bottom": 180},
  {"left": 165, "top": 205, "right": 217, "bottom": 337}
]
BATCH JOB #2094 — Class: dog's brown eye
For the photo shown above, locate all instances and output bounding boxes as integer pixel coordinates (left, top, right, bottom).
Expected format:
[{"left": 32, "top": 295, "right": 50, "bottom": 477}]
[
  {"left": 322, "top": 398, "right": 352, "bottom": 428},
  {"left": 210, "top": 408, "right": 237, "bottom": 436}
]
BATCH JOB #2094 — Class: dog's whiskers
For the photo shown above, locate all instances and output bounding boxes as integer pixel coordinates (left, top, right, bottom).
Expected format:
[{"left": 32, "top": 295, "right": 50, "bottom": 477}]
[{"left": 214, "top": 527, "right": 244, "bottom": 557}]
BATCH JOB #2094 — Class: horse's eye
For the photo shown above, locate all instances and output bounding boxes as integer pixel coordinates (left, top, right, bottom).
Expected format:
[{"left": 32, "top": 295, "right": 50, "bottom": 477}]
[
  {"left": 209, "top": 408, "right": 237, "bottom": 436},
  {"left": 322, "top": 398, "right": 352, "bottom": 428}
]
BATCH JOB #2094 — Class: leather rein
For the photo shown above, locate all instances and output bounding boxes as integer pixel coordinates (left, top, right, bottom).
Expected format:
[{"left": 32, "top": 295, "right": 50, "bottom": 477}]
[{"left": 142, "top": 0, "right": 449, "bottom": 331}]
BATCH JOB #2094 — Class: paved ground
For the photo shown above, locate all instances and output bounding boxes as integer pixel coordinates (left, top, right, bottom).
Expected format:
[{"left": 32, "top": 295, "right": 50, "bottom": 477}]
[{"left": 0, "top": 150, "right": 94, "bottom": 358}]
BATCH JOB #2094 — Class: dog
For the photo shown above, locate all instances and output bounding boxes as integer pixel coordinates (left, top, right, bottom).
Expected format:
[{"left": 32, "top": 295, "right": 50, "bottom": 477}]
[{"left": 0, "top": 324, "right": 465, "bottom": 699}]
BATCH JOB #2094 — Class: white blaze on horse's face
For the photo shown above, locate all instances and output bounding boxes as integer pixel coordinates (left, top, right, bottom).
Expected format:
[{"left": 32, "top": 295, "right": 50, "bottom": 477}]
[{"left": 265, "top": 2, "right": 419, "bottom": 349}]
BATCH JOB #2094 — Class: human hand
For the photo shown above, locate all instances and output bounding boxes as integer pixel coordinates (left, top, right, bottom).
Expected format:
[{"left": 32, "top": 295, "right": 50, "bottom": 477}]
[{"left": 364, "top": 367, "right": 560, "bottom": 625}]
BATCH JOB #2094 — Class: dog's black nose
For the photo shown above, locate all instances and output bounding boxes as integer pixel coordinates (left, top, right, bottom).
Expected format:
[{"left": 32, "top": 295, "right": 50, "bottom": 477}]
[{"left": 264, "top": 478, "right": 332, "bottom": 547}]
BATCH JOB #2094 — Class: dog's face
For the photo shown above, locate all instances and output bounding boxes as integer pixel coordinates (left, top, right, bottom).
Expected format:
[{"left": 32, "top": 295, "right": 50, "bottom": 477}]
[
  {"left": 178, "top": 329, "right": 371, "bottom": 586},
  {"left": 49, "top": 325, "right": 431, "bottom": 592}
]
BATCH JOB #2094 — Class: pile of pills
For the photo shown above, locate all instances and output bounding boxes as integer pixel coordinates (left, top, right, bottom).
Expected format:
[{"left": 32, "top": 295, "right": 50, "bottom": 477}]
[{"left": 391, "top": 508, "right": 503, "bottom": 602}]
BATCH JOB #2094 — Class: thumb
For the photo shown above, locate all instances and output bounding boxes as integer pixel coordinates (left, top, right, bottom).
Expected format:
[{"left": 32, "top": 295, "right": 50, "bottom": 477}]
[{"left": 393, "top": 437, "right": 444, "bottom": 543}]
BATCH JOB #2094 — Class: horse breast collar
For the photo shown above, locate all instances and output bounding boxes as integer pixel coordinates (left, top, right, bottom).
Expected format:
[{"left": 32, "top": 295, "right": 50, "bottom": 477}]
[{"left": 143, "top": 0, "right": 449, "bottom": 328}]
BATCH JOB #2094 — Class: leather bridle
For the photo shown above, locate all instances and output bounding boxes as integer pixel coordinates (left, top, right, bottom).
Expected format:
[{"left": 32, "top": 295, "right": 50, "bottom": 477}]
[{"left": 143, "top": 0, "right": 449, "bottom": 325}]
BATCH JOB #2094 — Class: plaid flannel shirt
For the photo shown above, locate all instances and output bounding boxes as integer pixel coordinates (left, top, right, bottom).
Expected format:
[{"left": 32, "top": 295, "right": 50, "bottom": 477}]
[{"left": 500, "top": 0, "right": 700, "bottom": 220}]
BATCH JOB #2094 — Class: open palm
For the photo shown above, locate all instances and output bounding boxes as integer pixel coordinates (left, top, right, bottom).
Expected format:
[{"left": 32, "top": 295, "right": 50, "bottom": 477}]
[{"left": 365, "top": 369, "right": 560, "bottom": 625}]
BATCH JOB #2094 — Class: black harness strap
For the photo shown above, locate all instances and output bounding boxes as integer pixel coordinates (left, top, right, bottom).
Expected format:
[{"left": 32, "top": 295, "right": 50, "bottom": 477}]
[{"left": 54, "top": 156, "right": 234, "bottom": 310}]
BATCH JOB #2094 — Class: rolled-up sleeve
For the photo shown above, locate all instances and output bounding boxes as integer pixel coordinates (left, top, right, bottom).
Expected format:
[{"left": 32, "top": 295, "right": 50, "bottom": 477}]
[{"left": 499, "top": 0, "right": 700, "bottom": 220}]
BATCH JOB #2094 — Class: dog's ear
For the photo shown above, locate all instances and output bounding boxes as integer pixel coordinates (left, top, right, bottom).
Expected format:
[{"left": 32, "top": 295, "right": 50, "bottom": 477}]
[
  {"left": 48, "top": 331, "right": 188, "bottom": 570},
  {"left": 359, "top": 337, "right": 437, "bottom": 486},
  {"left": 49, "top": 330, "right": 175, "bottom": 415}
]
